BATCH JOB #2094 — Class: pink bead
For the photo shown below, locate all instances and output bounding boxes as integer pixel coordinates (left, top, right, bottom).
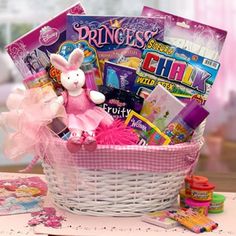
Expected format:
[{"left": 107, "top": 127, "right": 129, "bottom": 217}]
[{"left": 28, "top": 218, "right": 41, "bottom": 226}]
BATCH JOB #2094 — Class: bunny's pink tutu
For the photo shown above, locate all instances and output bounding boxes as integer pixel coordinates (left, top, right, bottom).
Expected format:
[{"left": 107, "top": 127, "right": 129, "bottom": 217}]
[{"left": 62, "top": 90, "right": 113, "bottom": 131}]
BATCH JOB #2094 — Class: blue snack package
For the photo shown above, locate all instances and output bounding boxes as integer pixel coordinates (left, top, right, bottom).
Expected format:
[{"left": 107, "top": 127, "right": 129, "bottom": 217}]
[{"left": 103, "top": 62, "right": 136, "bottom": 91}]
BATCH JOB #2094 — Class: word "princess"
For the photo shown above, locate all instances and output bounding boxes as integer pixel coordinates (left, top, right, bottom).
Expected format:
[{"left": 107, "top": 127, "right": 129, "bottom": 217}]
[{"left": 72, "top": 23, "right": 157, "bottom": 49}]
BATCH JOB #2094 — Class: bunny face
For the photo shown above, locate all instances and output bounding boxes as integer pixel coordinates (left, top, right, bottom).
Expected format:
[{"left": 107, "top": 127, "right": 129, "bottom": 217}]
[
  {"left": 50, "top": 48, "right": 86, "bottom": 91},
  {"left": 61, "top": 69, "right": 85, "bottom": 91}
]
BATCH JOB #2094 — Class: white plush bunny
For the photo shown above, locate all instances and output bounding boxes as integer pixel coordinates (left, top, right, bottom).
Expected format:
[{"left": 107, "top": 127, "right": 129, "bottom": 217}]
[{"left": 50, "top": 48, "right": 113, "bottom": 152}]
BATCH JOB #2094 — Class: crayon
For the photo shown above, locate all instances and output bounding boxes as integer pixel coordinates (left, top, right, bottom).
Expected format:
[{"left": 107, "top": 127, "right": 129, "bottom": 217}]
[
  {"left": 168, "top": 211, "right": 205, "bottom": 233},
  {"left": 181, "top": 209, "right": 218, "bottom": 232}
]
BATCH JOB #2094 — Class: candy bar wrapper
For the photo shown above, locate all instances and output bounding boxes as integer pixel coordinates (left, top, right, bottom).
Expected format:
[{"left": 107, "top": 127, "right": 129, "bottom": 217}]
[
  {"left": 0, "top": 177, "right": 47, "bottom": 216},
  {"left": 6, "top": 2, "right": 85, "bottom": 94},
  {"left": 142, "top": 6, "right": 227, "bottom": 61},
  {"left": 141, "top": 211, "right": 178, "bottom": 229},
  {"left": 134, "top": 39, "right": 220, "bottom": 104},
  {"left": 141, "top": 85, "right": 185, "bottom": 131},
  {"left": 99, "top": 86, "right": 144, "bottom": 120},
  {"left": 103, "top": 62, "right": 136, "bottom": 91},
  {"left": 66, "top": 15, "right": 164, "bottom": 81},
  {"left": 125, "top": 111, "right": 171, "bottom": 146}
]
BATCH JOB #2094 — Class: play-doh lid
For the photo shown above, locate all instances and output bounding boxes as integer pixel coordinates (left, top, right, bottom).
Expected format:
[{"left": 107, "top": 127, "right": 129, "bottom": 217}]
[
  {"left": 212, "top": 193, "right": 225, "bottom": 203},
  {"left": 185, "top": 198, "right": 210, "bottom": 207},
  {"left": 185, "top": 175, "right": 208, "bottom": 184},
  {"left": 191, "top": 182, "right": 215, "bottom": 191}
]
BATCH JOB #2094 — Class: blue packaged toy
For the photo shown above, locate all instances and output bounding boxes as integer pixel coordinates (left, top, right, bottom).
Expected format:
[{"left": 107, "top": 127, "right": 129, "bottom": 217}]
[
  {"left": 56, "top": 40, "right": 102, "bottom": 85},
  {"left": 134, "top": 39, "right": 220, "bottom": 104}
]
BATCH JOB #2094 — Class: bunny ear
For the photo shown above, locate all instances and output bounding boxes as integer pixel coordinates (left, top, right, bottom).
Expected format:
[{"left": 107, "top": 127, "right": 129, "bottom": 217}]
[
  {"left": 50, "top": 54, "right": 69, "bottom": 72},
  {"left": 68, "top": 48, "right": 84, "bottom": 69}
]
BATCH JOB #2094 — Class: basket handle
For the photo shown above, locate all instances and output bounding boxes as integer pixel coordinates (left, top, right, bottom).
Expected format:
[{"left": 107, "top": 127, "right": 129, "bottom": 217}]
[{"left": 19, "top": 155, "right": 40, "bottom": 173}]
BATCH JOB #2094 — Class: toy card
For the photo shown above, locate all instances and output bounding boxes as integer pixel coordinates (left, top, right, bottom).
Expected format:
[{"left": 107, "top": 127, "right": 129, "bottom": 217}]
[
  {"left": 142, "top": 6, "right": 227, "bottom": 61},
  {"left": 141, "top": 85, "right": 185, "bottom": 131},
  {"left": 6, "top": 2, "right": 85, "bottom": 81},
  {"left": 66, "top": 15, "right": 164, "bottom": 80},
  {"left": 134, "top": 39, "right": 220, "bottom": 104},
  {"left": 103, "top": 62, "right": 136, "bottom": 91}
]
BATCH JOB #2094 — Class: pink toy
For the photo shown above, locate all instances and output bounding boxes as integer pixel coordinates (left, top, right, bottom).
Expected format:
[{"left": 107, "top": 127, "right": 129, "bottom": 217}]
[
  {"left": 50, "top": 48, "right": 113, "bottom": 152},
  {"left": 96, "top": 119, "right": 139, "bottom": 145}
]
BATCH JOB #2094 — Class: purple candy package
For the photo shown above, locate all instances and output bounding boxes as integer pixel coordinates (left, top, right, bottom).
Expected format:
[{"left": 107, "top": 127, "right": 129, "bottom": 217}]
[
  {"left": 6, "top": 2, "right": 85, "bottom": 79},
  {"left": 99, "top": 85, "right": 144, "bottom": 120},
  {"left": 66, "top": 15, "right": 164, "bottom": 79},
  {"left": 142, "top": 6, "right": 227, "bottom": 61},
  {"left": 103, "top": 62, "right": 136, "bottom": 91}
]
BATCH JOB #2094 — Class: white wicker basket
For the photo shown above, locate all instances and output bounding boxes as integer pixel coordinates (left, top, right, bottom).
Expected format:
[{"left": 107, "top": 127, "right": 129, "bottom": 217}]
[
  {"left": 43, "top": 164, "right": 194, "bottom": 216},
  {"left": 41, "top": 123, "right": 204, "bottom": 216}
]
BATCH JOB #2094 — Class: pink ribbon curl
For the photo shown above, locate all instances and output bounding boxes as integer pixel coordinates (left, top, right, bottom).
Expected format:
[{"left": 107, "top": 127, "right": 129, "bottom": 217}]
[{"left": 0, "top": 87, "right": 67, "bottom": 166}]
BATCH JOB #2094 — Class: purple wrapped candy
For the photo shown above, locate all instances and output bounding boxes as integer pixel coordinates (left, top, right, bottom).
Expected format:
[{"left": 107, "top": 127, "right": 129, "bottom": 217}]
[{"left": 99, "top": 85, "right": 144, "bottom": 120}]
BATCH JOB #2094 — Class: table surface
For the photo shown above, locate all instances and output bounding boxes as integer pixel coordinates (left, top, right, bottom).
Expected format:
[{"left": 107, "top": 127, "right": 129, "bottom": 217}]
[{"left": 0, "top": 172, "right": 236, "bottom": 236}]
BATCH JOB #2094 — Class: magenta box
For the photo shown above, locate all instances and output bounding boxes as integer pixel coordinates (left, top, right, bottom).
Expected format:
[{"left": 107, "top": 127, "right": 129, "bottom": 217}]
[{"left": 6, "top": 2, "right": 85, "bottom": 79}]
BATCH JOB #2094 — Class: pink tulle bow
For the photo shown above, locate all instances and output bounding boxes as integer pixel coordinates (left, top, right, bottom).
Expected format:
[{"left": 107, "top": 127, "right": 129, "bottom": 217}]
[{"left": 0, "top": 87, "right": 67, "bottom": 161}]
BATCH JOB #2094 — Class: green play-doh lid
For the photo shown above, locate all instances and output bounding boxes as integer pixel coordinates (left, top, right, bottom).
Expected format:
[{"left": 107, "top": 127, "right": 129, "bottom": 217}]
[
  {"left": 212, "top": 193, "right": 225, "bottom": 203},
  {"left": 209, "top": 193, "right": 225, "bottom": 213}
]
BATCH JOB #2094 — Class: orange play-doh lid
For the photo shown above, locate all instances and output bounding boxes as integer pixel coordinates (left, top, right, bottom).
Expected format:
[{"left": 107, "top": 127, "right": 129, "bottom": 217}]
[{"left": 190, "top": 182, "right": 215, "bottom": 191}]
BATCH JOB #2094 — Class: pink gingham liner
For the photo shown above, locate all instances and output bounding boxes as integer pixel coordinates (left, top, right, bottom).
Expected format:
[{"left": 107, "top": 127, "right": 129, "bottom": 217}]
[{"left": 43, "top": 138, "right": 203, "bottom": 173}]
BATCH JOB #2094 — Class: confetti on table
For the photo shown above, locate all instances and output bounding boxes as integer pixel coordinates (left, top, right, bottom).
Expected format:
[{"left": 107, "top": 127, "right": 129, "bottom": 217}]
[{"left": 28, "top": 207, "right": 65, "bottom": 229}]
